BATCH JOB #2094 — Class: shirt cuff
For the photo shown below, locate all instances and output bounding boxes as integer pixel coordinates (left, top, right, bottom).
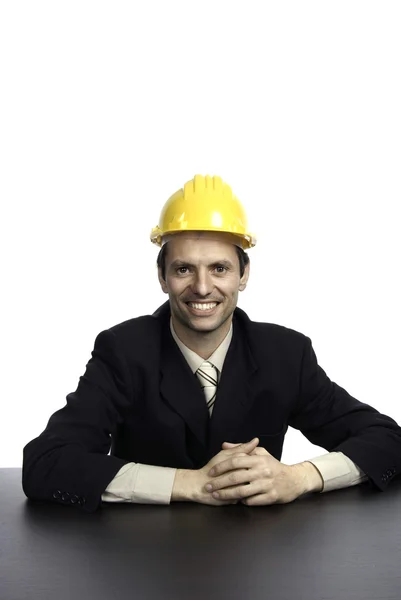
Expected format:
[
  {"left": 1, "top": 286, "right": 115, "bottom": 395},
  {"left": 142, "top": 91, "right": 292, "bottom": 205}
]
[
  {"left": 102, "top": 463, "right": 177, "bottom": 504},
  {"left": 307, "top": 451, "right": 368, "bottom": 493}
]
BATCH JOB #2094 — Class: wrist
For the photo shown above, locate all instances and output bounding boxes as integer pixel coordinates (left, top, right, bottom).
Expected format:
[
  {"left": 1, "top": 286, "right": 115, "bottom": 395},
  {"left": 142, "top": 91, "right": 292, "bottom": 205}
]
[
  {"left": 300, "top": 461, "right": 324, "bottom": 493},
  {"left": 171, "top": 469, "right": 195, "bottom": 502},
  {"left": 293, "top": 461, "right": 324, "bottom": 495}
]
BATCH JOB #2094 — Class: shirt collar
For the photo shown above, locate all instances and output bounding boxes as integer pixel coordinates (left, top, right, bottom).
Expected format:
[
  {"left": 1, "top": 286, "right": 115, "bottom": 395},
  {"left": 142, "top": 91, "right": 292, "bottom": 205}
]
[{"left": 170, "top": 317, "right": 233, "bottom": 375}]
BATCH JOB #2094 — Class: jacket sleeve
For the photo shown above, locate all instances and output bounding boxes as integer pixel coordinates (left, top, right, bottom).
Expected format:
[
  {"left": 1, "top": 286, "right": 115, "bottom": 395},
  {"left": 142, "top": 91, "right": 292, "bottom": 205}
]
[
  {"left": 22, "top": 329, "right": 133, "bottom": 512},
  {"left": 289, "top": 336, "right": 401, "bottom": 491}
]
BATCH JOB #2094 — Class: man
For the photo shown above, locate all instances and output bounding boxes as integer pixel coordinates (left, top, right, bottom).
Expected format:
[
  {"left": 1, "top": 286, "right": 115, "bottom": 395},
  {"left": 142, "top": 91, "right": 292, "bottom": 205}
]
[{"left": 23, "top": 174, "right": 401, "bottom": 512}]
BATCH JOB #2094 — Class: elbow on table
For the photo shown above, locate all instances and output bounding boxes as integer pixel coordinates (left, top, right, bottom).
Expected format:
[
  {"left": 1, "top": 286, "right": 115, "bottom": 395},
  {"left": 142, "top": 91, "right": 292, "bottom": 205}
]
[{"left": 22, "top": 435, "right": 62, "bottom": 501}]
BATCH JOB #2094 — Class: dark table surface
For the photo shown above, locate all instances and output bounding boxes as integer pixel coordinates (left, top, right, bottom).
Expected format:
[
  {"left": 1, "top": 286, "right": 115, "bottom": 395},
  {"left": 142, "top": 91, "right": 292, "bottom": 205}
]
[{"left": 1, "top": 468, "right": 401, "bottom": 600}]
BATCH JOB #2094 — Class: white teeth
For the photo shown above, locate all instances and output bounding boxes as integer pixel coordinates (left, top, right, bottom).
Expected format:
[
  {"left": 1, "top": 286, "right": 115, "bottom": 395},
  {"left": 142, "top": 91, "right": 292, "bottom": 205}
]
[{"left": 188, "top": 302, "right": 218, "bottom": 311}]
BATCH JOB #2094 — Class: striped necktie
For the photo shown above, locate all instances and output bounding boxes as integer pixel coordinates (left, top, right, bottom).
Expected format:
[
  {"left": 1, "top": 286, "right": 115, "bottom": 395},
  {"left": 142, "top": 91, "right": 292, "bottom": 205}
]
[{"left": 196, "top": 361, "right": 218, "bottom": 417}]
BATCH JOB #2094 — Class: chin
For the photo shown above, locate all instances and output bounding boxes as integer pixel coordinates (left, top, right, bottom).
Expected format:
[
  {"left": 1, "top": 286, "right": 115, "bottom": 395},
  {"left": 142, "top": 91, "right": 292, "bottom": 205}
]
[{"left": 189, "top": 317, "right": 225, "bottom": 332}]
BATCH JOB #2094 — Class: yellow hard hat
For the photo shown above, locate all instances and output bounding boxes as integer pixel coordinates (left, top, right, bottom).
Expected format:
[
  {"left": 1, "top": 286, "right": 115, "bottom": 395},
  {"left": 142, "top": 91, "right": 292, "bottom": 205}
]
[{"left": 150, "top": 174, "right": 256, "bottom": 249}]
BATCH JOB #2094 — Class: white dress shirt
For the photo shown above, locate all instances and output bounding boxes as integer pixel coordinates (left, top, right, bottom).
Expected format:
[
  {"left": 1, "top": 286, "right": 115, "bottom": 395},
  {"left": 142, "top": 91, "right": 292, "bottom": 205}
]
[{"left": 102, "top": 319, "right": 367, "bottom": 503}]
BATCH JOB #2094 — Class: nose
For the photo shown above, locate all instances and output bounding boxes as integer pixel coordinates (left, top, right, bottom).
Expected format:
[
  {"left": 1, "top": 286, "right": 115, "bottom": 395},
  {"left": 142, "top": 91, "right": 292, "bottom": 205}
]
[{"left": 190, "top": 268, "right": 214, "bottom": 297}]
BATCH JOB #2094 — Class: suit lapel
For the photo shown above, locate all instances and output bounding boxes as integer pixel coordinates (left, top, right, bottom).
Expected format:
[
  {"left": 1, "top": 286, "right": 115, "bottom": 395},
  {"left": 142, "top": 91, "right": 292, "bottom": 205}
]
[
  {"left": 159, "top": 322, "right": 209, "bottom": 450},
  {"left": 207, "top": 320, "right": 258, "bottom": 458}
]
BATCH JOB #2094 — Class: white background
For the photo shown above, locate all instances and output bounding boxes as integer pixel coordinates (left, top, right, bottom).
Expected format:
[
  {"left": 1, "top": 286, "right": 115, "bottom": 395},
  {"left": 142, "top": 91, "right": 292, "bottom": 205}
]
[{"left": 1, "top": 1, "right": 400, "bottom": 468}]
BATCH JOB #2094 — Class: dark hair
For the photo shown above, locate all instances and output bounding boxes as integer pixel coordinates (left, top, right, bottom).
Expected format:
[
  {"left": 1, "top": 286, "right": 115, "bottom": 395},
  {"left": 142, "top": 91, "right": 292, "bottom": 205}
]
[{"left": 157, "top": 242, "right": 250, "bottom": 280}]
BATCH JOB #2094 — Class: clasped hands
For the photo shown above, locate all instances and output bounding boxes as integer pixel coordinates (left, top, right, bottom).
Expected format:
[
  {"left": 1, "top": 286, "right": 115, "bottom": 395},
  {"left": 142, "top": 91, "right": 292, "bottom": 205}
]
[{"left": 199, "top": 437, "right": 323, "bottom": 506}]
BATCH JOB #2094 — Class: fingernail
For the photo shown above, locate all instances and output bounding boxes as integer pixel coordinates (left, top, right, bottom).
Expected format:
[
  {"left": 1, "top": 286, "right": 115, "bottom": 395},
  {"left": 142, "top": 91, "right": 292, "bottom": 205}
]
[
  {"left": 209, "top": 468, "right": 215, "bottom": 476},
  {"left": 206, "top": 484, "right": 213, "bottom": 491}
]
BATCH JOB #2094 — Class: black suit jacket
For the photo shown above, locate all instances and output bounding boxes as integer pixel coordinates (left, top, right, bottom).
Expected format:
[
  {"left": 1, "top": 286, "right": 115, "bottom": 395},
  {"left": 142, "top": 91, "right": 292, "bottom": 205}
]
[{"left": 23, "top": 301, "right": 401, "bottom": 511}]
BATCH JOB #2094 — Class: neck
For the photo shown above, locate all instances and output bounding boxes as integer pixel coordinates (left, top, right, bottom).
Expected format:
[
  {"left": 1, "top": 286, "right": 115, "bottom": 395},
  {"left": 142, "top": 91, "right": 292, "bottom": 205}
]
[{"left": 171, "top": 316, "right": 232, "bottom": 359}]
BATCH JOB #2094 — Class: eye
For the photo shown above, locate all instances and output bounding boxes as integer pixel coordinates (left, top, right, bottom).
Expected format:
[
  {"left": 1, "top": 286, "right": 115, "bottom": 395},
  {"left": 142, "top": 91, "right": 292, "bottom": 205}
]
[
  {"left": 215, "top": 265, "right": 227, "bottom": 273},
  {"left": 177, "top": 266, "right": 189, "bottom": 274}
]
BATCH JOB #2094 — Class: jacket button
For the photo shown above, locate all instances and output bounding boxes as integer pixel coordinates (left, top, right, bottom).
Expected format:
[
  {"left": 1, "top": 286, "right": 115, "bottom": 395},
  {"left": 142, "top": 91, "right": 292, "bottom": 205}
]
[
  {"left": 386, "top": 469, "right": 393, "bottom": 476},
  {"left": 381, "top": 474, "right": 387, "bottom": 482},
  {"left": 61, "top": 492, "right": 70, "bottom": 502},
  {"left": 53, "top": 490, "right": 62, "bottom": 500},
  {"left": 71, "top": 495, "right": 79, "bottom": 504},
  {"left": 78, "top": 497, "right": 86, "bottom": 505}
]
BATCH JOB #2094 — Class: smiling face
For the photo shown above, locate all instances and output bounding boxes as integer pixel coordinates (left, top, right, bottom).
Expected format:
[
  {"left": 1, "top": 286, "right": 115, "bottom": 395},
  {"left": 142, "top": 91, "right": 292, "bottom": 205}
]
[{"left": 158, "top": 231, "right": 250, "bottom": 348}]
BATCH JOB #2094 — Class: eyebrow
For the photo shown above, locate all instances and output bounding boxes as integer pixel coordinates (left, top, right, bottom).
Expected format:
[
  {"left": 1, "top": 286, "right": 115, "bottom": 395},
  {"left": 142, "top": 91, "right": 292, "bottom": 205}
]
[{"left": 169, "top": 259, "right": 234, "bottom": 269}]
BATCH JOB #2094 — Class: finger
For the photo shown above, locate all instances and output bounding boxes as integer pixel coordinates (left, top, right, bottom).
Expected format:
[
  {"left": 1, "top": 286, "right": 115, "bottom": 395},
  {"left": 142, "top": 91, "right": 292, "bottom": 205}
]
[
  {"left": 250, "top": 447, "right": 269, "bottom": 456},
  {"left": 222, "top": 438, "right": 259, "bottom": 449},
  {"left": 241, "top": 493, "right": 276, "bottom": 506},
  {"left": 223, "top": 443, "right": 268, "bottom": 458},
  {"left": 223, "top": 444, "right": 268, "bottom": 458},
  {"left": 211, "top": 480, "right": 266, "bottom": 501},
  {"left": 207, "top": 467, "right": 256, "bottom": 491},
  {"left": 208, "top": 454, "right": 260, "bottom": 477},
  {"left": 223, "top": 445, "right": 269, "bottom": 459},
  {"left": 235, "top": 438, "right": 259, "bottom": 452}
]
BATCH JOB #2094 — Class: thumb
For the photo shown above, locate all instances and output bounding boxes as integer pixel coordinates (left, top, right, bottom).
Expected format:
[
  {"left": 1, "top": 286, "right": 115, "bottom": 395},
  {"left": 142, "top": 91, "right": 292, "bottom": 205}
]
[{"left": 222, "top": 442, "right": 241, "bottom": 448}]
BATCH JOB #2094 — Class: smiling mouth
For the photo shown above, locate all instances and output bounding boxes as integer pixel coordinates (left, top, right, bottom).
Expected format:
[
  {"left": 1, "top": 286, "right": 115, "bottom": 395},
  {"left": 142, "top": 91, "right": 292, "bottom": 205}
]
[{"left": 186, "top": 301, "right": 220, "bottom": 312}]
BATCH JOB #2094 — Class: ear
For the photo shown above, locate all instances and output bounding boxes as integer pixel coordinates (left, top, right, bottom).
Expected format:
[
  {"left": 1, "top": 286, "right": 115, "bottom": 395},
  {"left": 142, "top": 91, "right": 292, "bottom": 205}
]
[
  {"left": 238, "top": 260, "right": 250, "bottom": 292},
  {"left": 158, "top": 268, "right": 169, "bottom": 294}
]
